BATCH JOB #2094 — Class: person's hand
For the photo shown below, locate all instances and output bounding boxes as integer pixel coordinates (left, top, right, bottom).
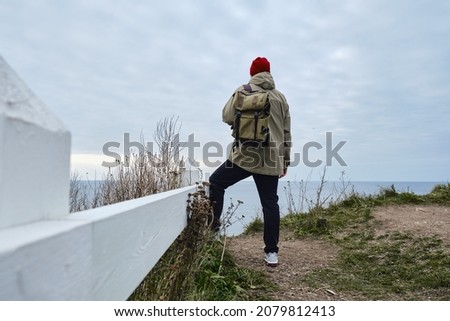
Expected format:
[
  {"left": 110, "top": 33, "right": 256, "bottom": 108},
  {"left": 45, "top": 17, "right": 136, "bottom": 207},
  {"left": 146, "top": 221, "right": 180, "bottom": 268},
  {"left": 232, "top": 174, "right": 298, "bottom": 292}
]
[{"left": 279, "top": 168, "right": 288, "bottom": 178}]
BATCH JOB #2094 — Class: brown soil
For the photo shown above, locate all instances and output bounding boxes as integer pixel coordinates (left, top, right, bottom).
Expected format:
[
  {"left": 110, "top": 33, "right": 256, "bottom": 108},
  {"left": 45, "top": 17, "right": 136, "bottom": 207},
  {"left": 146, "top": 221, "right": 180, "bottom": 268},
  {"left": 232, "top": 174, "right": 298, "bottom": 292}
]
[{"left": 227, "top": 205, "right": 450, "bottom": 300}]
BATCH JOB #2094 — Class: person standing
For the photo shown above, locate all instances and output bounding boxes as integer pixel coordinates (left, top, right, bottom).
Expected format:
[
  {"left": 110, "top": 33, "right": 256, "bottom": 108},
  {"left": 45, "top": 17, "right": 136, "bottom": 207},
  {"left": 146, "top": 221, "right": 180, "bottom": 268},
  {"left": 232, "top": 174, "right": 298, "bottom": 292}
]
[{"left": 209, "top": 57, "right": 292, "bottom": 266}]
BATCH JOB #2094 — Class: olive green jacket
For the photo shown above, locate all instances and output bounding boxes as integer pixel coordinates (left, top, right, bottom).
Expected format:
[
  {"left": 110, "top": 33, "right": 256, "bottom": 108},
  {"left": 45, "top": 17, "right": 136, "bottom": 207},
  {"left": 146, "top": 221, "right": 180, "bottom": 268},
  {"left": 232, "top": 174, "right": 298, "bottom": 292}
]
[{"left": 222, "top": 72, "right": 292, "bottom": 176}]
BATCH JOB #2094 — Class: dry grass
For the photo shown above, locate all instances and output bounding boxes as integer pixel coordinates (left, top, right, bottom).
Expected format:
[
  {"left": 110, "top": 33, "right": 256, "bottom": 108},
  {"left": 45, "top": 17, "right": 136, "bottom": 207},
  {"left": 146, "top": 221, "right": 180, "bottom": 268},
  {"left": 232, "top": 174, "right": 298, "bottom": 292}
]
[
  {"left": 69, "top": 116, "right": 185, "bottom": 212},
  {"left": 129, "top": 184, "right": 273, "bottom": 301}
]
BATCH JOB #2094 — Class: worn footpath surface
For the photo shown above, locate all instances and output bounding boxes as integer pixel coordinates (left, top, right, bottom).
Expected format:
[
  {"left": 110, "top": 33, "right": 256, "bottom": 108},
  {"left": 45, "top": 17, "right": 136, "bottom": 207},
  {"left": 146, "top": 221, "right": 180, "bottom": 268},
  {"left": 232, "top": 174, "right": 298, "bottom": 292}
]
[{"left": 227, "top": 205, "right": 450, "bottom": 300}]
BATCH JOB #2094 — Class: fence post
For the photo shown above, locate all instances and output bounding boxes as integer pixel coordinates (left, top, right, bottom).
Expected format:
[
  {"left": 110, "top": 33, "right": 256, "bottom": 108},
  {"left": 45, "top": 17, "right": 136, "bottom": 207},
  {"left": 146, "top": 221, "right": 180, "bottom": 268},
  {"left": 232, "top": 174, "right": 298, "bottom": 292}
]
[{"left": 0, "top": 56, "right": 71, "bottom": 230}]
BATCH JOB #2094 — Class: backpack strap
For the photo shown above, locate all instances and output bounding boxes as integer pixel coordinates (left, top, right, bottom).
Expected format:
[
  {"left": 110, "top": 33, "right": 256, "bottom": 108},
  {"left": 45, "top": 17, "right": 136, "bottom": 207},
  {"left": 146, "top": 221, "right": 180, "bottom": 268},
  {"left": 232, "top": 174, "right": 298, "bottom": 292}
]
[
  {"left": 234, "top": 111, "right": 242, "bottom": 146},
  {"left": 242, "top": 84, "right": 253, "bottom": 92},
  {"left": 236, "top": 84, "right": 252, "bottom": 146}
]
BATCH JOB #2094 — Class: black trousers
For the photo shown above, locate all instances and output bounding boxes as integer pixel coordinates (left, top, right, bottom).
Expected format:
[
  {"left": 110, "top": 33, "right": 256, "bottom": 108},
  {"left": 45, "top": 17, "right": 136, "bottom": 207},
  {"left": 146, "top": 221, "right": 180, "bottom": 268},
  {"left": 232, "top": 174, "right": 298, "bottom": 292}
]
[{"left": 209, "top": 160, "right": 280, "bottom": 253}]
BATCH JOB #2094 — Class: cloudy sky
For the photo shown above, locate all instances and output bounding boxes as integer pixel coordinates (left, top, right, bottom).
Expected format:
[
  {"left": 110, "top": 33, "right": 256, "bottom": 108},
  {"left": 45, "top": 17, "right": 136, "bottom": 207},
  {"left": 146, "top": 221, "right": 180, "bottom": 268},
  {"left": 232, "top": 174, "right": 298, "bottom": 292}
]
[{"left": 1, "top": 0, "right": 449, "bottom": 182}]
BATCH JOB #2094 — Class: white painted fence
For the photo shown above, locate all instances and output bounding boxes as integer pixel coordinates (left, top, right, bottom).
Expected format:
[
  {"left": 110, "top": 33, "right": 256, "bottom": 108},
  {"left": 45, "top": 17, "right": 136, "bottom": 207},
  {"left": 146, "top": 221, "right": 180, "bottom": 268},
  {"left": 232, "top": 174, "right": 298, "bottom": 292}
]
[{"left": 0, "top": 56, "right": 197, "bottom": 300}]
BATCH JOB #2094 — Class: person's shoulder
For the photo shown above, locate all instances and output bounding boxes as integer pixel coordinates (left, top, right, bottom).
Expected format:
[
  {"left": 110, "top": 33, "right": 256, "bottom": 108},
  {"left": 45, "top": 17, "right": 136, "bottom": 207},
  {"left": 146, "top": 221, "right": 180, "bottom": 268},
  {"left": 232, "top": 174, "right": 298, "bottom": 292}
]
[
  {"left": 231, "top": 84, "right": 246, "bottom": 94},
  {"left": 269, "top": 88, "right": 287, "bottom": 101}
]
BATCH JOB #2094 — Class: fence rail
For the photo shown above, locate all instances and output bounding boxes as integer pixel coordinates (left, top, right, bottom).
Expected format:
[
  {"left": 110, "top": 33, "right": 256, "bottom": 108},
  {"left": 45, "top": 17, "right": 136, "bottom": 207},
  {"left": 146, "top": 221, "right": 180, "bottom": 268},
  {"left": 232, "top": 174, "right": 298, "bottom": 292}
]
[{"left": 0, "top": 56, "right": 196, "bottom": 300}]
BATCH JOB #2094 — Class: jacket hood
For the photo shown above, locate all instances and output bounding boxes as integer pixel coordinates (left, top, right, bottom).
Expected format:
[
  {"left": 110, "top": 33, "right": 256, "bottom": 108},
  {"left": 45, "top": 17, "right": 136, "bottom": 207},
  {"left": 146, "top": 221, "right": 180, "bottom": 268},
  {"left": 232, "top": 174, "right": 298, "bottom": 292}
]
[{"left": 249, "top": 72, "right": 275, "bottom": 90}]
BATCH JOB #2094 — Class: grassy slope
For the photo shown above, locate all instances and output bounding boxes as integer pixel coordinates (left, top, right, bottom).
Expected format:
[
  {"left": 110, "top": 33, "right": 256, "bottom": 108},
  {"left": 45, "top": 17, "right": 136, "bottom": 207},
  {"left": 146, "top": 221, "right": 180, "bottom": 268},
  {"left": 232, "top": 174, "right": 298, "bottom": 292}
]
[{"left": 276, "top": 183, "right": 450, "bottom": 300}]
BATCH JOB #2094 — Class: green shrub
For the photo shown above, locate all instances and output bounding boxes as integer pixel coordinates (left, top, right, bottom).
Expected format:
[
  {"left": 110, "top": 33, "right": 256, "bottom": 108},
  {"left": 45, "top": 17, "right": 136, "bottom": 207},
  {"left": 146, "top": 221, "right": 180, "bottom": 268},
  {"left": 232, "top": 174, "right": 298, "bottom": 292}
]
[
  {"left": 244, "top": 217, "right": 264, "bottom": 234},
  {"left": 425, "top": 183, "right": 450, "bottom": 205}
]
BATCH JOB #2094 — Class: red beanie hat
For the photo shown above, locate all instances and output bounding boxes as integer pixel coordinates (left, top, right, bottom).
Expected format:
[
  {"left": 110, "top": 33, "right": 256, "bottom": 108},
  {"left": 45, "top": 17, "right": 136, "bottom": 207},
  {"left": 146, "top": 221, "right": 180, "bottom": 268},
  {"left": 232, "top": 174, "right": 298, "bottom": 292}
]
[{"left": 250, "top": 57, "right": 270, "bottom": 76}]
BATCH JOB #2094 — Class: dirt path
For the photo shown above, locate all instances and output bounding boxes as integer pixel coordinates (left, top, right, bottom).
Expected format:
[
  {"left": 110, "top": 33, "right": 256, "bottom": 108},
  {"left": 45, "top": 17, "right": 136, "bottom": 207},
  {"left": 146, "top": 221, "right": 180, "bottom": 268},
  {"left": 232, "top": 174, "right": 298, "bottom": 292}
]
[{"left": 227, "top": 205, "right": 450, "bottom": 300}]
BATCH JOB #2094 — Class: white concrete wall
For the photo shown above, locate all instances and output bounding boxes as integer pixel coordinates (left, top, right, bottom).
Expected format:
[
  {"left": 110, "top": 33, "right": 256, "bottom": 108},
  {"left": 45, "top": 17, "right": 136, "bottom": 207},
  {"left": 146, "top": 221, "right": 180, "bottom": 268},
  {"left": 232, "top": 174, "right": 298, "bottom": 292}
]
[
  {"left": 0, "top": 56, "right": 198, "bottom": 300},
  {"left": 0, "top": 185, "right": 195, "bottom": 300},
  {"left": 0, "top": 56, "right": 71, "bottom": 230}
]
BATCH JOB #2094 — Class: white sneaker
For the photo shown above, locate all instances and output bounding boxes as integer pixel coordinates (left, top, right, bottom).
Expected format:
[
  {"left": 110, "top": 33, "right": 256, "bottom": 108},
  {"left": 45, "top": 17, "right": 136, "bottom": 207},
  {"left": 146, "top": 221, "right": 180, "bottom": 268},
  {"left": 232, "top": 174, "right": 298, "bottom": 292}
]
[{"left": 264, "top": 252, "right": 278, "bottom": 266}]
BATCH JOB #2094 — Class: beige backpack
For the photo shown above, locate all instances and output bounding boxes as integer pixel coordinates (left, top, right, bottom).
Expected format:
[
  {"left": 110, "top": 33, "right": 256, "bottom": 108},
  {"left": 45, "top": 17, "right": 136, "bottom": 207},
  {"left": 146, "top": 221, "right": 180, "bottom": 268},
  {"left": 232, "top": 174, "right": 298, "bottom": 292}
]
[{"left": 232, "top": 84, "right": 271, "bottom": 146}]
